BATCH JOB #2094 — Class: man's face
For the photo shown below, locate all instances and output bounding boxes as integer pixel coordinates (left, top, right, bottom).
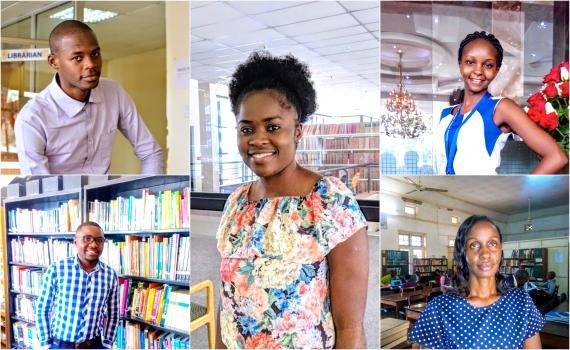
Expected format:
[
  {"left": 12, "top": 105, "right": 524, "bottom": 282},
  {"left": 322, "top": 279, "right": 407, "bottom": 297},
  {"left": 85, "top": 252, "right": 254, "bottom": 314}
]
[
  {"left": 48, "top": 30, "right": 102, "bottom": 101},
  {"left": 74, "top": 225, "right": 105, "bottom": 264}
]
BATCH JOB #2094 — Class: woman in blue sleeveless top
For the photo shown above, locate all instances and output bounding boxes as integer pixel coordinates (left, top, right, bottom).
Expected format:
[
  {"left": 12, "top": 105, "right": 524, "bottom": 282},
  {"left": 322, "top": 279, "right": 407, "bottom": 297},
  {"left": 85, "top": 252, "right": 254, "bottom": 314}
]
[{"left": 436, "top": 31, "right": 567, "bottom": 174}]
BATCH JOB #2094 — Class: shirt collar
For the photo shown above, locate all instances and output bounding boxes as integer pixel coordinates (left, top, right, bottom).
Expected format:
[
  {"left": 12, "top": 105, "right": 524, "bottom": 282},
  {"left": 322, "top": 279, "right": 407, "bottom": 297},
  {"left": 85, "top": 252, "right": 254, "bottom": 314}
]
[
  {"left": 48, "top": 74, "right": 102, "bottom": 118},
  {"left": 73, "top": 254, "right": 101, "bottom": 273}
]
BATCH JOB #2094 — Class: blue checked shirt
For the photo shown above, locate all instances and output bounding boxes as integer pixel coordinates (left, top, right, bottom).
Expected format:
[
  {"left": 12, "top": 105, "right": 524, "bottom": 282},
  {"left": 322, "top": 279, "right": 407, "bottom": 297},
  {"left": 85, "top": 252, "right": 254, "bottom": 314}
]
[{"left": 35, "top": 256, "right": 119, "bottom": 348}]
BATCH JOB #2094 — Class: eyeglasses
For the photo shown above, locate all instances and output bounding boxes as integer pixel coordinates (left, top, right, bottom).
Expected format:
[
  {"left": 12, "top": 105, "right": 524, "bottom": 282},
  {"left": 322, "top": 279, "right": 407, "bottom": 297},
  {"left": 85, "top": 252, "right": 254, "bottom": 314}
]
[{"left": 78, "top": 236, "right": 105, "bottom": 244}]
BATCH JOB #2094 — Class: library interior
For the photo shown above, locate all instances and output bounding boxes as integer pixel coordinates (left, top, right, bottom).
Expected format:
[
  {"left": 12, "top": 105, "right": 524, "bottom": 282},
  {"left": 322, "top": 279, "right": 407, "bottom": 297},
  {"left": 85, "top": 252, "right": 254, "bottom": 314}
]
[
  {"left": 189, "top": 1, "right": 381, "bottom": 348},
  {"left": 0, "top": 175, "right": 190, "bottom": 349},
  {"left": 379, "top": 175, "right": 569, "bottom": 349},
  {"left": 1, "top": 1, "right": 189, "bottom": 175}
]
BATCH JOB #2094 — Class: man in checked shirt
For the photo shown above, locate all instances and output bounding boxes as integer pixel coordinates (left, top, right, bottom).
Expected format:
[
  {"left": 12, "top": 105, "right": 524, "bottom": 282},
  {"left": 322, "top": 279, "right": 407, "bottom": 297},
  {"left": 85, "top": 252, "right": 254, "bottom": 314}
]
[{"left": 35, "top": 222, "right": 119, "bottom": 349}]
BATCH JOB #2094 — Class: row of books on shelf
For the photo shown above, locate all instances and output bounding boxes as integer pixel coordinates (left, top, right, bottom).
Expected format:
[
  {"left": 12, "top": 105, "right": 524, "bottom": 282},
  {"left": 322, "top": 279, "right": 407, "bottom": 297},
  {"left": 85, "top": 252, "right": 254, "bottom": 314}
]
[
  {"left": 414, "top": 266, "right": 445, "bottom": 273},
  {"left": 12, "top": 321, "right": 36, "bottom": 350},
  {"left": 10, "top": 238, "right": 74, "bottom": 267},
  {"left": 87, "top": 187, "right": 190, "bottom": 231},
  {"left": 11, "top": 235, "right": 190, "bottom": 283},
  {"left": 511, "top": 249, "right": 542, "bottom": 259},
  {"left": 11, "top": 266, "right": 43, "bottom": 295},
  {"left": 298, "top": 137, "right": 379, "bottom": 150},
  {"left": 11, "top": 321, "right": 190, "bottom": 350},
  {"left": 116, "top": 321, "right": 189, "bottom": 349},
  {"left": 119, "top": 280, "right": 189, "bottom": 332},
  {"left": 413, "top": 258, "right": 447, "bottom": 265},
  {"left": 303, "top": 123, "right": 378, "bottom": 135},
  {"left": 14, "top": 294, "right": 36, "bottom": 323},
  {"left": 384, "top": 250, "right": 408, "bottom": 260},
  {"left": 8, "top": 199, "right": 80, "bottom": 233},
  {"left": 297, "top": 152, "right": 378, "bottom": 165},
  {"left": 100, "top": 235, "right": 190, "bottom": 281}
]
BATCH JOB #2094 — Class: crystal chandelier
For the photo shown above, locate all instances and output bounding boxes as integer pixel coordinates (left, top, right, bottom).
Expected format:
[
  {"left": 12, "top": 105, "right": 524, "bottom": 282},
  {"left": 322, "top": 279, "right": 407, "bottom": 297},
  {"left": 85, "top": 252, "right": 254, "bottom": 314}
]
[{"left": 381, "top": 49, "right": 426, "bottom": 139}]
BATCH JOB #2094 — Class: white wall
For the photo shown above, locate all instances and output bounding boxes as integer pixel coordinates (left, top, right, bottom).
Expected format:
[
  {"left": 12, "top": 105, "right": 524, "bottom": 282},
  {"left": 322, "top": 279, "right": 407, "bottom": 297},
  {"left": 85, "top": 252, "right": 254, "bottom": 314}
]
[
  {"left": 503, "top": 205, "right": 569, "bottom": 241},
  {"left": 380, "top": 191, "right": 507, "bottom": 260}
]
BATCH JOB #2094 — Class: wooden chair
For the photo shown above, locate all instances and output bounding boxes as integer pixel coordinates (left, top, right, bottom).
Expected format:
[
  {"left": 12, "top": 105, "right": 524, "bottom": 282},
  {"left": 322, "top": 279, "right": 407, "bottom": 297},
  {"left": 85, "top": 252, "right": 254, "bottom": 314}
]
[{"left": 190, "top": 280, "right": 215, "bottom": 349}]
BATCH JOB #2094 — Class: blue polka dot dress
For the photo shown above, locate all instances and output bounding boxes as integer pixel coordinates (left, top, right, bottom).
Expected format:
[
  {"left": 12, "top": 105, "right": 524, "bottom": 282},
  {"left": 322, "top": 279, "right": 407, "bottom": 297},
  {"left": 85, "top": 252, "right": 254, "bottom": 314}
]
[{"left": 408, "top": 287, "right": 544, "bottom": 349}]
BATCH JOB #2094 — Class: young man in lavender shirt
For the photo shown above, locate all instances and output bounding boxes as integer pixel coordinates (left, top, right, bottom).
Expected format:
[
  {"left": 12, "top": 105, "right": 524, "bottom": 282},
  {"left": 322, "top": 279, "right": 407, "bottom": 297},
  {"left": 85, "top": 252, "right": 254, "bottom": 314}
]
[{"left": 15, "top": 20, "right": 163, "bottom": 174}]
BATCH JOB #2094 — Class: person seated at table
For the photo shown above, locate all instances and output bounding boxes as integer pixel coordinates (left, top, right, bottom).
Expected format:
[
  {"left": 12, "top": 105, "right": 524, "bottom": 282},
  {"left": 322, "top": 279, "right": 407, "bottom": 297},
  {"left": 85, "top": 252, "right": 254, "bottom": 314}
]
[
  {"left": 411, "top": 270, "right": 421, "bottom": 283},
  {"left": 408, "top": 215, "right": 544, "bottom": 349},
  {"left": 440, "top": 269, "right": 454, "bottom": 293},
  {"left": 431, "top": 269, "right": 442, "bottom": 286},
  {"left": 402, "top": 274, "right": 418, "bottom": 288},
  {"left": 541, "top": 271, "right": 557, "bottom": 297},
  {"left": 381, "top": 270, "right": 399, "bottom": 286}
]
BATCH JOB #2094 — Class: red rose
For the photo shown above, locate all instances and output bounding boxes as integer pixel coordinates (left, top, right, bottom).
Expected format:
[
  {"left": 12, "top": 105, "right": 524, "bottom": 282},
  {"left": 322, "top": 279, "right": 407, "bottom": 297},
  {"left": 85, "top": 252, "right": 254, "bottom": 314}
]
[
  {"left": 543, "top": 83, "right": 558, "bottom": 99},
  {"left": 527, "top": 107, "right": 545, "bottom": 123},
  {"left": 559, "top": 61, "right": 569, "bottom": 71},
  {"left": 560, "top": 81, "right": 569, "bottom": 98},
  {"left": 543, "top": 66, "right": 561, "bottom": 83},
  {"left": 539, "top": 111, "right": 559, "bottom": 131},
  {"left": 527, "top": 92, "right": 546, "bottom": 109}
]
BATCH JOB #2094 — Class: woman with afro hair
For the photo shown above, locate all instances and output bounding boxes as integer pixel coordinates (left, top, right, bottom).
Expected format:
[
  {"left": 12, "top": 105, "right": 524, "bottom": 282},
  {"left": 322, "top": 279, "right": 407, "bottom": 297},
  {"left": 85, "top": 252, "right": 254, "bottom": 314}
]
[
  {"left": 408, "top": 215, "right": 544, "bottom": 349},
  {"left": 215, "top": 51, "right": 369, "bottom": 349}
]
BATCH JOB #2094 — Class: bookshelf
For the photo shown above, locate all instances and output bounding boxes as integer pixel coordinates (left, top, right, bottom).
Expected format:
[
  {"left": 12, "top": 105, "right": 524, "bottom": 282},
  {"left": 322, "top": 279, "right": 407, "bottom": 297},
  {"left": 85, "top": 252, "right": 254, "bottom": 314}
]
[
  {"left": 297, "top": 121, "right": 380, "bottom": 194},
  {"left": 413, "top": 258, "right": 448, "bottom": 277},
  {"left": 381, "top": 250, "right": 409, "bottom": 276},
  {"left": 502, "top": 248, "right": 549, "bottom": 280},
  {"left": 84, "top": 176, "right": 190, "bottom": 349},
  {"left": 1, "top": 205, "right": 9, "bottom": 349},
  {"left": 3, "top": 176, "right": 190, "bottom": 349}
]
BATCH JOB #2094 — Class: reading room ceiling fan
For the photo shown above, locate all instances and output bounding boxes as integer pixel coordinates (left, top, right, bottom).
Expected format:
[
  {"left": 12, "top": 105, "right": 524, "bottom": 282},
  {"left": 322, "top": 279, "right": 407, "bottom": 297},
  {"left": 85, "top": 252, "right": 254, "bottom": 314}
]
[{"left": 404, "top": 177, "right": 448, "bottom": 194}]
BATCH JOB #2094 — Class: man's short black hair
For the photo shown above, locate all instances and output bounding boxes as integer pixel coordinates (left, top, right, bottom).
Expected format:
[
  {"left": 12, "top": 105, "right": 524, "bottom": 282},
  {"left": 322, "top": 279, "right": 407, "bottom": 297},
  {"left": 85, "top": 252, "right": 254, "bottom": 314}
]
[
  {"left": 76, "top": 221, "right": 104, "bottom": 235},
  {"left": 228, "top": 51, "right": 317, "bottom": 123},
  {"left": 49, "top": 20, "right": 95, "bottom": 53}
]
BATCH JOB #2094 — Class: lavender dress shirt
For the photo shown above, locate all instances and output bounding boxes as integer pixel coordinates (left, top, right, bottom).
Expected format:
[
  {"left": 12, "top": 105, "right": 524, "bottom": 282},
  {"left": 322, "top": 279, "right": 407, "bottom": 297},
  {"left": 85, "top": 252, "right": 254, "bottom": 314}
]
[{"left": 14, "top": 75, "right": 164, "bottom": 174}]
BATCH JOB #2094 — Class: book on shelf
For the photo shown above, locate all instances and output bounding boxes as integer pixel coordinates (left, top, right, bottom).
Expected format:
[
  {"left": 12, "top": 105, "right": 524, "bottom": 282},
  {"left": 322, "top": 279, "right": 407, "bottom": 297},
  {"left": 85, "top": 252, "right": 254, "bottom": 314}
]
[
  {"left": 511, "top": 249, "right": 542, "bottom": 259},
  {"left": 12, "top": 321, "right": 36, "bottom": 349},
  {"left": 87, "top": 188, "right": 189, "bottom": 232},
  {"left": 120, "top": 280, "right": 189, "bottom": 332},
  {"left": 10, "top": 238, "right": 74, "bottom": 266},
  {"left": 11, "top": 266, "right": 43, "bottom": 295},
  {"left": 14, "top": 294, "right": 36, "bottom": 323},
  {"left": 115, "top": 320, "right": 189, "bottom": 349},
  {"left": 100, "top": 234, "right": 190, "bottom": 281},
  {"left": 8, "top": 199, "right": 80, "bottom": 233}
]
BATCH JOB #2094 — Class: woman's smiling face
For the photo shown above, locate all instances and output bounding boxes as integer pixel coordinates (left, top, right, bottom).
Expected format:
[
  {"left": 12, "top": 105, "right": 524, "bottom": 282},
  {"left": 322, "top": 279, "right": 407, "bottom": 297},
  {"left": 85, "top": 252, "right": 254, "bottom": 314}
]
[
  {"left": 459, "top": 38, "right": 500, "bottom": 95},
  {"left": 236, "top": 89, "right": 301, "bottom": 178}
]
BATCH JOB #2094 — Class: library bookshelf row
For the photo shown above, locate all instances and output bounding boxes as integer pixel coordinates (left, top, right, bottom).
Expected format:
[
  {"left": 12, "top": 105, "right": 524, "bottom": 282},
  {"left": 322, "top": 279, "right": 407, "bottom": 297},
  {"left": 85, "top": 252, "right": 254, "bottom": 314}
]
[
  {"left": 413, "top": 258, "right": 449, "bottom": 276},
  {"left": 381, "top": 250, "right": 409, "bottom": 276},
  {"left": 2, "top": 176, "right": 190, "bottom": 349},
  {"left": 499, "top": 248, "right": 548, "bottom": 279}
]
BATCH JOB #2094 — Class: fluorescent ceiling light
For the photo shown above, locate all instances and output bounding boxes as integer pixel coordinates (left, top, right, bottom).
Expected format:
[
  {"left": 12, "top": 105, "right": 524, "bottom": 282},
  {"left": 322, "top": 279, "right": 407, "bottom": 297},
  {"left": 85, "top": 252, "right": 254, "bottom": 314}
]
[{"left": 50, "top": 7, "right": 118, "bottom": 24}]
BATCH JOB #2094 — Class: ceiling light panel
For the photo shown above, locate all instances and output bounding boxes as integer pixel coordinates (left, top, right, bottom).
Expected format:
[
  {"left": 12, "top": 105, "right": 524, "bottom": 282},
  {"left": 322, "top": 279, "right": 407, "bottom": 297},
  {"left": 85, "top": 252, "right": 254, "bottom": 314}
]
[
  {"left": 304, "top": 32, "right": 375, "bottom": 49},
  {"left": 313, "top": 39, "right": 379, "bottom": 56},
  {"left": 352, "top": 7, "right": 379, "bottom": 24},
  {"left": 191, "top": 2, "right": 243, "bottom": 28},
  {"left": 340, "top": 1, "right": 379, "bottom": 12},
  {"left": 228, "top": 1, "right": 305, "bottom": 15},
  {"left": 251, "top": 2, "right": 346, "bottom": 27},
  {"left": 277, "top": 14, "right": 360, "bottom": 37},
  {"left": 192, "top": 17, "right": 267, "bottom": 40},
  {"left": 214, "top": 28, "right": 286, "bottom": 47}
]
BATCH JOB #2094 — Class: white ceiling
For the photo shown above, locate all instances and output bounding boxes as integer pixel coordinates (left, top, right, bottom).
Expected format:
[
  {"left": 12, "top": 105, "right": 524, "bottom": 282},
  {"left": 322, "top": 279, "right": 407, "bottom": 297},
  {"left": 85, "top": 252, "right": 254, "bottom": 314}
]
[
  {"left": 1, "top": 1, "right": 165, "bottom": 61},
  {"left": 382, "top": 176, "right": 569, "bottom": 216},
  {"left": 190, "top": 0, "right": 380, "bottom": 110},
  {"left": 380, "top": 1, "right": 556, "bottom": 102}
]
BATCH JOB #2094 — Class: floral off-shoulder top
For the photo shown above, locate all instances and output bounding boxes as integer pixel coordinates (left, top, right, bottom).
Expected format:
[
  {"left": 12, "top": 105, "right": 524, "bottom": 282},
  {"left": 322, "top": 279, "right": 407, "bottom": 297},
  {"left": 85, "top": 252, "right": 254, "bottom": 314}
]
[{"left": 216, "top": 176, "right": 367, "bottom": 349}]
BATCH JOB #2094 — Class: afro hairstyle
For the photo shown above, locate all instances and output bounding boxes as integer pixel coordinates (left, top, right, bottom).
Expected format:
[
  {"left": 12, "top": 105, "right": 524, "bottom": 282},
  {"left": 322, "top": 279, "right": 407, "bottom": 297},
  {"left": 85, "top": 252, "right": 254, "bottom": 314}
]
[{"left": 228, "top": 51, "right": 317, "bottom": 124}]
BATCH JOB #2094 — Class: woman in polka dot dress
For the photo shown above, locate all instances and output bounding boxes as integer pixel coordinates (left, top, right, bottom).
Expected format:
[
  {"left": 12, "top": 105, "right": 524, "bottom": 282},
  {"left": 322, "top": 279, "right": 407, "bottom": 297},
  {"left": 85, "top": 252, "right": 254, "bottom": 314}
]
[{"left": 408, "top": 215, "right": 544, "bottom": 349}]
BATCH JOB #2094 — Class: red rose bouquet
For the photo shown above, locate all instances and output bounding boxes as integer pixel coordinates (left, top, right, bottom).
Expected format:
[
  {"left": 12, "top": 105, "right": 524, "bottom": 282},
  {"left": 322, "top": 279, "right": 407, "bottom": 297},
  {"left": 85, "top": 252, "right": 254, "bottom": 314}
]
[{"left": 525, "top": 62, "right": 569, "bottom": 153}]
